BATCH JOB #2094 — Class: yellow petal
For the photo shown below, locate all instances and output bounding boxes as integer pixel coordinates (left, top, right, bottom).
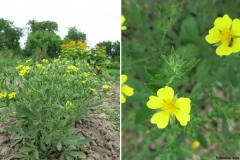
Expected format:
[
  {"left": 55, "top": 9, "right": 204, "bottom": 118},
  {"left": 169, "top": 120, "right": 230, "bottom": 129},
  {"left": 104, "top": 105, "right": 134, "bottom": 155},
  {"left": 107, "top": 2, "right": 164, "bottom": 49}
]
[
  {"left": 121, "top": 94, "right": 126, "bottom": 103},
  {"left": 121, "top": 15, "right": 126, "bottom": 24},
  {"left": 205, "top": 27, "right": 222, "bottom": 44},
  {"left": 121, "top": 74, "right": 127, "bottom": 84},
  {"left": 214, "top": 14, "right": 232, "bottom": 32},
  {"left": 157, "top": 86, "right": 174, "bottom": 103},
  {"left": 122, "top": 85, "right": 134, "bottom": 96},
  {"left": 231, "top": 19, "right": 240, "bottom": 36},
  {"left": 174, "top": 97, "right": 191, "bottom": 113},
  {"left": 122, "top": 26, "right": 127, "bottom": 30},
  {"left": 147, "top": 96, "right": 164, "bottom": 109},
  {"left": 174, "top": 110, "right": 190, "bottom": 126},
  {"left": 231, "top": 38, "right": 240, "bottom": 53},
  {"left": 150, "top": 111, "right": 169, "bottom": 129},
  {"left": 216, "top": 42, "right": 233, "bottom": 56}
]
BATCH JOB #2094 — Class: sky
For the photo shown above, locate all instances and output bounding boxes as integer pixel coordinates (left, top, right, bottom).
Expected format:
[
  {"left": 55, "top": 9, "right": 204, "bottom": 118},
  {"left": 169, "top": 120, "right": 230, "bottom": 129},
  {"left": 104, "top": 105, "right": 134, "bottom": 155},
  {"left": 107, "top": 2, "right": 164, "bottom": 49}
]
[{"left": 0, "top": 0, "right": 121, "bottom": 48}]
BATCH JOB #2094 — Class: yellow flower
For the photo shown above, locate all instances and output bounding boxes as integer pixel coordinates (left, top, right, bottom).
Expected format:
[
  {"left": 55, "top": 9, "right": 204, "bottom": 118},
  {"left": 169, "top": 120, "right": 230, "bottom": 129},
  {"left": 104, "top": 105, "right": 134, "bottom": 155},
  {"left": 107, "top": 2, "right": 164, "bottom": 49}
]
[
  {"left": 0, "top": 92, "right": 7, "bottom": 98},
  {"left": 102, "top": 85, "right": 111, "bottom": 89},
  {"left": 16, "top": 65, "right": 24, "bottom": 70},
  {"left": 121, "top": 15, "right": 127, "bottom": 30},
  {"left": 19, "top": 69, "right": 27, "bottom": 76},
  {"left": 121, "top": 75, "right": 134, "bottom": 103},
  {"left": 66, "top": 101, "right": 72, "bottom": 106},
  {"left": 84, "top": 72, "right": 89, "bottom": 77},
  {"left": 82, "top": 80, "right": 86, "bottom": 83},
  {"left": 22, "top": 66, "right": 31, "bottom": 71},
  {"left": 191, "top": 141, "right": 200, "bottom": 149},
  {"left": 28, "top": 90, "right": 34, "bottom": 94},
  {"left": 26, "top": 59, "right": 32, "bottom": 63},
  {"left": 54, "top": 59, "right": 59, "bottom": 63},
  {"left": 41, "top": 59, "right": 48, "bottom": 63},
  {"left": 90, "top": 88, "right": 96, "bottom": 92},
  {"left": 205, "top": 14, "right": 240, "bottom": 56},
  {"left": 145, "top": 129, "right": 150, "bottom": 134},
  {"left": 8, "top": 92, "right": 16, "bottom": 99},
  {"left": 146, "top": 86, "right": 191, "bottom": 129},
  {"left": 67, "top": 65, "right": 78, "bottom": 71}
]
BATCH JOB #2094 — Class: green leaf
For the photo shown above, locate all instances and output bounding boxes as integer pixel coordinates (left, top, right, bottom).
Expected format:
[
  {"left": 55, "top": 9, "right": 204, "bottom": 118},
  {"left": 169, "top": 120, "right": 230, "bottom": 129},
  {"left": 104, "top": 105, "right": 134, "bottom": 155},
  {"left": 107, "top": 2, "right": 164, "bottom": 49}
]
[
  {"left": 144, "top": 83, "right": 162, "bottom": 93},
  {"left": 14, "top": 153, "right": 26, "bottom": 158},
  {"left": 66, "top": 151, "right": 86, "bottom": 158},
  {"left": 19, "top": 146, "right": 34, "bottom": 152},
  {"left": 77, "top": 138, "right": 92, "bottom": 144},
  {"left": 145, "top": 67, "right": 161, "bottom": 77},
  {"left": 65, "top": 154, "right": 74, "bottom": 160},
  {"left": 135, "top": 106, "right": 154, "bottom": 125},
  {"left": 222, "top": 116, "right": 230, "bottom": 140},
  {"left": 57, "top": 140, "right": 62, "bottom": 150},
  {"left": 62, "top": 135, "right": 84, "bottom": 144},
  {"left": 176, "top": 131, "right": 187, "bottom": 145},
  {"left": 33, "top": 150, "right": 39, "bottom": 159},
  {"left": 197, "top": 132, "right": 208, "bottom": 149},
  {"left": 4, "top": 125, "right": 19, "bottom": 133},
  {"left": 179, "top": 58, "right": 200, "bottom": 75},
  {"left": 228, "top": 64, "right": 238, "bottom": 87},
  {"left": 21, "top": 107, "right": 41, "bottom": 120}
]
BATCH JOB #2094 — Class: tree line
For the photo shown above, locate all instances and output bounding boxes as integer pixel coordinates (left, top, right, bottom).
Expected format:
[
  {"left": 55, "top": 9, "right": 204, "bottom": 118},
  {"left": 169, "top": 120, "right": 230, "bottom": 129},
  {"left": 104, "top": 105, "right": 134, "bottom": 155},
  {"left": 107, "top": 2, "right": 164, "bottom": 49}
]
[{"left": 0, "top": 18, "right": 120, "bottom": 62}]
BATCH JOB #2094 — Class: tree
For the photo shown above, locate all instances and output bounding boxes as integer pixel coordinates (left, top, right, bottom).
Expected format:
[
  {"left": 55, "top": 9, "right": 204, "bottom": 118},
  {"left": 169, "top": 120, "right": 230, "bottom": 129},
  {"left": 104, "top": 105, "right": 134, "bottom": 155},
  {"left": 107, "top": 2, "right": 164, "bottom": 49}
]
[
  {"left": 0, "top": 18, "right": 22, "bottom": 53},
  {"left": 24, "top": 20, "right": 61, "bottom": 58},
  {"left": 26, "top": 20, "right": 58, "bottom": 33},
  {"left": 96, "top": 40, "right": 120, "bottom": 61},
  {"left": 64, "top": 26, "right": 86, "bottom": 42}
]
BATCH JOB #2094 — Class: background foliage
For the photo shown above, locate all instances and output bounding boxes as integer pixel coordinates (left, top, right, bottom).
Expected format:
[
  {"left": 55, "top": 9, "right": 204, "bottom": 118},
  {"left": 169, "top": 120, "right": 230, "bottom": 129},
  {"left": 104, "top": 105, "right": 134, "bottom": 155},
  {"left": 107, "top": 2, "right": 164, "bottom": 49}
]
[{"left": 122, "top": 0, "right": 240, "bottom": 159}]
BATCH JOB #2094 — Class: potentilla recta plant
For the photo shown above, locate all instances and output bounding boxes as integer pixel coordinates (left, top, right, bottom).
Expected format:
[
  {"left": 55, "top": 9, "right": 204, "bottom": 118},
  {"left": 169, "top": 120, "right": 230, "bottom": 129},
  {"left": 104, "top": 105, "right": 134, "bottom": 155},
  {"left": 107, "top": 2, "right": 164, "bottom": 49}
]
[{"left": 0, "top": 58, "right": 108, "bottom": 159}]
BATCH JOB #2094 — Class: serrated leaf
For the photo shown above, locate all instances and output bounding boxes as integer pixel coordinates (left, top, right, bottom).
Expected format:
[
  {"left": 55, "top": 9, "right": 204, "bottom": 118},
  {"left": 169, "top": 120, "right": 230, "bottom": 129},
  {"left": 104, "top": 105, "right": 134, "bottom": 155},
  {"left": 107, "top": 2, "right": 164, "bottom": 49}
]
[
  {"left": 66, "top": 151, "right": 86, "bottom": 158},
  {"left": 62, "top": 135, "right": 84, "bottom": 144},
  {"left": 144, "top": 83, "right": 162, "bottom": 93},
  {"left": 145, "top": 67, "right": 160, "bottom": 77},
  {"left": 197, "top": 132, "right": 208, "bottom": 149},
  {"left": 228, "top": 64, "right": 238, "bottom": 87},
  {"left": 180, "top": 58, "right": 200, "bottom": 75},
  {"left": 135, "top": 106, "right": 154, "bottom": 124},
  {"left": 222, "top": 116, "right": 230, "bottom": 140}
]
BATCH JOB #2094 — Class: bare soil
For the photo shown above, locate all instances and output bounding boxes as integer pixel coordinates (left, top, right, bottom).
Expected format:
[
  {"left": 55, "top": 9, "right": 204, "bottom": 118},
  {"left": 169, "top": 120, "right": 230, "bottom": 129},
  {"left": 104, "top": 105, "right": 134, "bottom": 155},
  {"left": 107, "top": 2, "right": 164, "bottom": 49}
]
[{"left": 0, "top": 80, "right": 120, "bottom": 160}]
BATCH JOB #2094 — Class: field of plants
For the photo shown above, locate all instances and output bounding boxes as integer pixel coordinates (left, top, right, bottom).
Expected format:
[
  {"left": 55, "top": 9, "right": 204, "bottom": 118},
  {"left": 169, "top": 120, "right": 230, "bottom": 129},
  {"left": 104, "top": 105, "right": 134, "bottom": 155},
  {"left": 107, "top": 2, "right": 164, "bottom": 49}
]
[
  {"left": 122, "top": 0, "right": 240, "bottom": 160},
  {"left": 0, "top": 18, "right": 120, "bottom": 160}
]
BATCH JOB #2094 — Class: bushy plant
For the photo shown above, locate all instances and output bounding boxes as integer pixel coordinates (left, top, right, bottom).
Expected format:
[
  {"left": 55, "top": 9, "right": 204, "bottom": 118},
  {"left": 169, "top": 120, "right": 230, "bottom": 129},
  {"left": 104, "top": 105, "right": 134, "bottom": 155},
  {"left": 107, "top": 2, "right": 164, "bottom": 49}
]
[{"left": 0, "top": 58, "right": 106, "bottom": 159}]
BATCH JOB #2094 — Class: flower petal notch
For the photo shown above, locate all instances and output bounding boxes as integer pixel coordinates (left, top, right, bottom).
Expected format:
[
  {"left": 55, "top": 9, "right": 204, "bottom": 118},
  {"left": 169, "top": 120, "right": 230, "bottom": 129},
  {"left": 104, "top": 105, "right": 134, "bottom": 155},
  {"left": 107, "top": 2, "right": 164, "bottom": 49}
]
[
  {"left": 146, "top": 86, "right": 191, "bottom": 129},
  {"left": 205, "top": 14, "right": 240, "bottom": 56}
]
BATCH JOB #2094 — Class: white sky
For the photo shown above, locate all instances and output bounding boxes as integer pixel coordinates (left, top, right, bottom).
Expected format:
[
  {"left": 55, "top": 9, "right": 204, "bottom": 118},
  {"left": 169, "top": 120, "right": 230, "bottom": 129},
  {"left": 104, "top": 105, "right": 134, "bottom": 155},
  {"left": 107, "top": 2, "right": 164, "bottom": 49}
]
[{"left": 0, "top": 0, "right": 121, "bottom": 48}]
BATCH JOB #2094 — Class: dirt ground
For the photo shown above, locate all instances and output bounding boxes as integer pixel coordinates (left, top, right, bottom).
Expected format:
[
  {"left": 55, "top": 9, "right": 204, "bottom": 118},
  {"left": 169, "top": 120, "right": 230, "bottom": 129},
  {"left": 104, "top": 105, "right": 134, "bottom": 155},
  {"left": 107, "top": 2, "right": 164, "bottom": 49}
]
[{"left": 0, "top": 79, "right": 120, "bottom": 160}]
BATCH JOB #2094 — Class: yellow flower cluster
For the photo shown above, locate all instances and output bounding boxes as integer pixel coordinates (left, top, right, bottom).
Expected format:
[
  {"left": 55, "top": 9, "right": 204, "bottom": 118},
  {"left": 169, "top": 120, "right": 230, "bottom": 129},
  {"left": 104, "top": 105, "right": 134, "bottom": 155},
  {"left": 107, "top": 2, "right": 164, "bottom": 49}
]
[
  {"left": 60, "top": 40, "right": 89, "bottom": 58},
  {"left": 96, "top": 45, "right": 106, "bottom": 50},
  {"left": 16, "top": 65, "right": 31, "bottom": 76},
  {"left": 26, "top": 59, "right": 32, "bottom": 63},
  {"left": 67, "top": 65, "right": 78, "bottom": 71},
  {"left": 83, "top": 72, "right": 89, "bottom": 77},
  {"left": 36, "top": 64, "right": 45, "bottom": 69},
  {"left": 0, "top": 92, "right": 16, "bottom": 99},
  {"left": 8, "top": 92, "right": 16, "bottom": 99},
  {"left": 102, "top": 85, "right": 111, "bottom": 89},
  {"left": 66, "top": 101, "right": 72, "bottom": 106},
  {"left": 41, "top": 59, "right": 48, "bottom": 63},
  {"left": 0, "top": 92, "right": 7, "bottom": 98}
]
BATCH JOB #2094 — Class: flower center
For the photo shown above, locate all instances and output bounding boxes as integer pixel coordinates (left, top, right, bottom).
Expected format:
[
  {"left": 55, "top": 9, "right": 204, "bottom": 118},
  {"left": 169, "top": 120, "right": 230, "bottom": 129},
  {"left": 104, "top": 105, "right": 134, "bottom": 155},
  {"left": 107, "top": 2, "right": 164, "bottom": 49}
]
[
  {"left": 222, "top": 31, "right": 234, "bottom": 47},
  {"left": 162, "top": 102, "right": 176, "bottom": 115}
]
